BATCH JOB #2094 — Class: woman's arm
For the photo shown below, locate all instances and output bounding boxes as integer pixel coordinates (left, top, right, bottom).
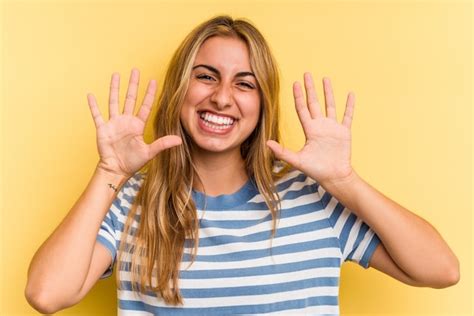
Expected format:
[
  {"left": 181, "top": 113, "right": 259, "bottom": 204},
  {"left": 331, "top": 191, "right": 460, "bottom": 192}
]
[
  {"left": 266, "top": 72, "right": 459, "bottom": 287},
  {"left": 25, "top": 69, "right": 182, "bottom": 313},
  {"left": 25, "top": 167, "right": 129, "bottom": 313},
  {"left": 320, "top": 170, "right": 460, "bottom": 288}
]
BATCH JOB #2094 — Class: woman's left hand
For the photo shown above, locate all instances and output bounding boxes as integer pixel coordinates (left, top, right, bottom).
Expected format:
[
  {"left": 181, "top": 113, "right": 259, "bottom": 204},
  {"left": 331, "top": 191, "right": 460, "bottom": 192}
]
[{"left": 267, "top": 72, "right": 356, "bottom": 186}]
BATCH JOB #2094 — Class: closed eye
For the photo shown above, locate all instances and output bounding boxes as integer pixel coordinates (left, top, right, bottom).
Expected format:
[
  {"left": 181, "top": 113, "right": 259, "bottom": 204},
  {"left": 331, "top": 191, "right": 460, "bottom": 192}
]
[
  {"left": 196, "top": 74, "right": 215, "bottom": 81},
  {"left": 237, "top": 82, "right": 255, "bottom": 89}
]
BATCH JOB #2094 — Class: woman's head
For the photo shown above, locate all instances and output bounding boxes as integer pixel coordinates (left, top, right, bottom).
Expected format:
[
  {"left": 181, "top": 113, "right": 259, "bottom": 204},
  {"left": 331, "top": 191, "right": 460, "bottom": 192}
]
[
  {"left": 154, "top": 15, "right": 281, "bottom": 173},
  {"left": 180, "top": 35, "right": 261, "bottom": 156}
]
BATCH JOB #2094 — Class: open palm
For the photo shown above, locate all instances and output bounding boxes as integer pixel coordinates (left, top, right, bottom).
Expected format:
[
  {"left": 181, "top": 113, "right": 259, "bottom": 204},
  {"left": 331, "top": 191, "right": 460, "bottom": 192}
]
[
  {"left": 267, "top": 73, "right": 354, "bottom": 185},
  {"left": 87, "top": 69, "right": 182, "bottom": 178}
]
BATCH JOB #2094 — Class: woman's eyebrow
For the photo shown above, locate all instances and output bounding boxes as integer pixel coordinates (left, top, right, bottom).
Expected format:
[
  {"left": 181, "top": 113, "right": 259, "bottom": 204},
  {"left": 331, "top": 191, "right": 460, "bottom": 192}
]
[{"left": 192, "top": 64, "right": 256, "bottom": 78}]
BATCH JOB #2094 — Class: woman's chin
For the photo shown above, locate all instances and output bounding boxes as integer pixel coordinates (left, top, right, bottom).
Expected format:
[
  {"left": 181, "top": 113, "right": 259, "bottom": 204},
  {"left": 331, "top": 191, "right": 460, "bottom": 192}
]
[{"left": 192, "top": 139, "right": 239, "bottom": 155}]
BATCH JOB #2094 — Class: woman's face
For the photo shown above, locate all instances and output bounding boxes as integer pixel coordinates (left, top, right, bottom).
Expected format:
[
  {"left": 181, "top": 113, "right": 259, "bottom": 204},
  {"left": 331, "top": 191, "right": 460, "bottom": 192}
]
[{"left": 180, "top": 36, "right": 261, "bottom": 156}]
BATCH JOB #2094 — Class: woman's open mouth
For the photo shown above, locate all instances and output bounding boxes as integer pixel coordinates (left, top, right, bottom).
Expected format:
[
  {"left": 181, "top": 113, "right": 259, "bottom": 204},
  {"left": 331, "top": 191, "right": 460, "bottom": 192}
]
[{"left": 197, "top": 111, "right": 237, "bottom": 135}]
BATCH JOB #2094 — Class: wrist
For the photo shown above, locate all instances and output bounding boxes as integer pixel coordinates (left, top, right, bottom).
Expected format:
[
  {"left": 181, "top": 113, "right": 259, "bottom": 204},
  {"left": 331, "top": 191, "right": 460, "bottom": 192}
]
[
  {"left": 94, "top": 164, "right": 130, "bottom": 188},
  {"left": 320, "top": 168, "right": 360, "bottom": 192}
]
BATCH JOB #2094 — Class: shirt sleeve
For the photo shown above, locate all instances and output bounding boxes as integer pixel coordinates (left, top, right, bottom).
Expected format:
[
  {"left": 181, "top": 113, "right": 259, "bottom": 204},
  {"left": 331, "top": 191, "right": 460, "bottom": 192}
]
[
  {"left": 95, "top": 172, "right": 144, "bottom": 279},
  {"left": 96, "top": 197, "right": 122, "bottom": 279},
  {"left": 318, "top": 183, "right": 381, "bottom": 269}
]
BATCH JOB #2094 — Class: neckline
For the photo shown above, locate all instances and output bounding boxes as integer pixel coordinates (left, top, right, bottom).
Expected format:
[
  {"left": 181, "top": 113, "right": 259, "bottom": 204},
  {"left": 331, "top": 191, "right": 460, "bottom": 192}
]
[{"left": 191, "top": 177, "right": 259, "bottom": 210}]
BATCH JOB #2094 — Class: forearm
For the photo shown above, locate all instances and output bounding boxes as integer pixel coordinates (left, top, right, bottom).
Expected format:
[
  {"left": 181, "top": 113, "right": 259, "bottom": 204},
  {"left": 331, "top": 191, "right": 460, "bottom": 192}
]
[
  {"left": 320, "top": 170, "right": 459, "bottom": 285},
  {"left": 25, "top": 165, "right": 128, "bottom": 309}
]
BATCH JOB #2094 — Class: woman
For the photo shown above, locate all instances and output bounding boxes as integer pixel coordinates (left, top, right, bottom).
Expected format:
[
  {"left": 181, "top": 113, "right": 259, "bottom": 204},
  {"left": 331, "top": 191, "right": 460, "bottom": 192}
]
[{"left": 25, "top": 15, "right": 459, "bottom": 315}]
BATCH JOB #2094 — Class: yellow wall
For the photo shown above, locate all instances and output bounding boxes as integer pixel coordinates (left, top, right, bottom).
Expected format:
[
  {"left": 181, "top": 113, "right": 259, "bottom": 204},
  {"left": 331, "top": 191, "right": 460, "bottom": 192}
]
[{"left": 1, "top": 0, "right": 472, "bottom": 315}]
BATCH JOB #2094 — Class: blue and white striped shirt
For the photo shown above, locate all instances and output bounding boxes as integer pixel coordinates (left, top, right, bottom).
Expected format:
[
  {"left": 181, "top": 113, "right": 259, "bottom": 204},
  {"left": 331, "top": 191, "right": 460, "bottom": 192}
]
[{"left": 96, "top": 168, "right": 380, "bottom": 315}]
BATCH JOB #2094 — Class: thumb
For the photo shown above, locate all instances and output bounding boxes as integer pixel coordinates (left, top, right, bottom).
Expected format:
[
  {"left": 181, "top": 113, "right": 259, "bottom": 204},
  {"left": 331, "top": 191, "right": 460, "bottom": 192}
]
[
  {"left": 149, "top": 135, "right": 182, "bottom": 157},
  {"left": 266, "top": 140, "right": 300, "bottom": 168}
]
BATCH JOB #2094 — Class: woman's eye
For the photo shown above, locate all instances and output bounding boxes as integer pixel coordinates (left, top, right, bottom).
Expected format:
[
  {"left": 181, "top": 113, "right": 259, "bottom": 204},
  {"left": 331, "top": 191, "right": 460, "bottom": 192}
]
[
  {"left": 196, "top": 74, "right": 214, "bottom": 81},
  {"left": 238, "top": 82, "right": 255, "bottom": 89}
]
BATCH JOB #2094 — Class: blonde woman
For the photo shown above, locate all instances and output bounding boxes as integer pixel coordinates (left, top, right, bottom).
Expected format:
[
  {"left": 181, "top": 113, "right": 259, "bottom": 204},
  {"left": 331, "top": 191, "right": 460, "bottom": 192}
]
[{"left": 25, "top": 15, "right": 459, "bottom": 315}]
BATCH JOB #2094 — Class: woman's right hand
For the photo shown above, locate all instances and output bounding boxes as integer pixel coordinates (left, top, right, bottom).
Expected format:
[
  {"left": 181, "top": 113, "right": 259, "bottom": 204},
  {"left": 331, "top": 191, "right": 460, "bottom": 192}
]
[{"left": 87, "top": 68, "right": 182, "bottom": 178}]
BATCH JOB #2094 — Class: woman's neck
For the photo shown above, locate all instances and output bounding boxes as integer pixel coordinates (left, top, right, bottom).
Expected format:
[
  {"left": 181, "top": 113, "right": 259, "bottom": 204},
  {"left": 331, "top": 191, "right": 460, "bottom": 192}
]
[{"left": 192, "top": 148, "right": 248, "bottom": 197}]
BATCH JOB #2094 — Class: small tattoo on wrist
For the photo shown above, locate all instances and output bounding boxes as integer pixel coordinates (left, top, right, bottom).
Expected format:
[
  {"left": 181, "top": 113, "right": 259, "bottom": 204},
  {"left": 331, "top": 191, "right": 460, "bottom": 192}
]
[{"left": 107, "top": 183, "right": 118, "bottom": 192}]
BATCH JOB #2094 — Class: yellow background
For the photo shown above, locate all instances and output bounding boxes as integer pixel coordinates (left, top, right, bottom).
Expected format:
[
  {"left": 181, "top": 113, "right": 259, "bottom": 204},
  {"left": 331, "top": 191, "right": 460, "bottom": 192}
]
[{"left": 1, "top": 0, "right": 472, "bottom": 315}]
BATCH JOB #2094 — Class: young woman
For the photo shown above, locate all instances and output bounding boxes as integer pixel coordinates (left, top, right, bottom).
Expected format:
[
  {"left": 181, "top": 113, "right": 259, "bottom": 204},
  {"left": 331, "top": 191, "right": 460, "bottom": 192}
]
[{"left": 25, "top": 15, "right": 459, "bottom": 315}]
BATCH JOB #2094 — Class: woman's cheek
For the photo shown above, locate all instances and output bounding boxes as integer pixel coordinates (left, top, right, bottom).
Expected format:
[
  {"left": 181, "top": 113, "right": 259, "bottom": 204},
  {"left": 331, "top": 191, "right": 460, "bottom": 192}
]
[{"left": 237, "top": 93, "right": 260, "bottom": 119}]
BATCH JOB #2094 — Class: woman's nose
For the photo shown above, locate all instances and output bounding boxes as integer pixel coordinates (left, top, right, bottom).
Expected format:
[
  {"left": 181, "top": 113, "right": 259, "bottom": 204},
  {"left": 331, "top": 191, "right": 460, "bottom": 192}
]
[{"left": 210, "top": 82, "right": 233, "bottom": 109}]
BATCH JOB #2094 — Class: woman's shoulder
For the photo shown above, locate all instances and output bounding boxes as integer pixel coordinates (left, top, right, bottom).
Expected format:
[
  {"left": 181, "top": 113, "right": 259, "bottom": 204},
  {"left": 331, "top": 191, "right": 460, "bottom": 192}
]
[
  {"left": 119, "top": 171, "right": 146, "bottom": 199},
  {"left": 272, "top": 161, "right": 318, "bottom": 186},
  {"left": 269, "top": 163, "right": 326, "bottom": 208}
]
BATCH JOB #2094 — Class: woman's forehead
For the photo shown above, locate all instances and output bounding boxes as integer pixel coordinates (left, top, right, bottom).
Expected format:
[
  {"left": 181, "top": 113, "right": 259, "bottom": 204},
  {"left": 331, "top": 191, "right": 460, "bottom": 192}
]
[{"left": 193, "top": 36, "right": 252, "bottom": 74}]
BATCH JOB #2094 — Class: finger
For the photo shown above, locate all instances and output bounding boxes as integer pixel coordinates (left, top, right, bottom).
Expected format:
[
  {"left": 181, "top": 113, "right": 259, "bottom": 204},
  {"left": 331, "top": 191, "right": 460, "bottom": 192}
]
[
  {"left": 342, "top": 92, "right": 355, "bottom": 129},
  {"left": 87, "top": 93, "right": 105, "bottom": 128},
  {"left": 304, "top": 72, "right": 322, "bottom": 119},
  {"left": 266, "top": 140, "right": 300, "bottom": 169},
  {"left": 123, "top": 68, "right": 140, "bottom": 115},
  {"left": 109, "top": 72, "right": 120, "bottom": 119},
  {"left": 293, "top": 81, "right": 312, "bottom": 127},
  {"left": 149, "top": 135, "right": 183, "bottom": 158},
  {"left": 323, "top": 77, "right": 337, "bottom": 121},
  {"left": 136, "top": 79, "right": 157, "bottom": 123}
]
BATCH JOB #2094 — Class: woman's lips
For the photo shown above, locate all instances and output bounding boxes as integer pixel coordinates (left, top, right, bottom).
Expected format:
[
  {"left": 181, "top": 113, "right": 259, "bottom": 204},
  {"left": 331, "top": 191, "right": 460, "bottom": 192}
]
[{"left": 196, "top": 111, "right": 236, "bottom": 135}]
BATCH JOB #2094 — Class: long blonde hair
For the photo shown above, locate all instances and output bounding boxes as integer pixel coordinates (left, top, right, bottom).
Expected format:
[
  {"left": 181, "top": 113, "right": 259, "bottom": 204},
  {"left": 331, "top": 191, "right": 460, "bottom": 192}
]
[{"left": 117, "top": 15, "right": 287, "bottom": 305}]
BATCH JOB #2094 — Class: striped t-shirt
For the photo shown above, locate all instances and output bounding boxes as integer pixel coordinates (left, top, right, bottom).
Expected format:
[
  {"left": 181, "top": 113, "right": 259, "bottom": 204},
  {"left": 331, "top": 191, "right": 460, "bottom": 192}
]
[{"left": 96, "top": 168, "right": 381, "bottom": 315}]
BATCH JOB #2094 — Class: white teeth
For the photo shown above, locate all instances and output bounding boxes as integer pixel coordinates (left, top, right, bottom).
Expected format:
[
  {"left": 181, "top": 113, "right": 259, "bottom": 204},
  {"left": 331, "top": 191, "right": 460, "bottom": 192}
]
[
  {"left": 203, "top": 120, "right": 227, "bottom": 130},
  {"left": 199, "top": 111, "right": 235, "bottom": 127}
]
